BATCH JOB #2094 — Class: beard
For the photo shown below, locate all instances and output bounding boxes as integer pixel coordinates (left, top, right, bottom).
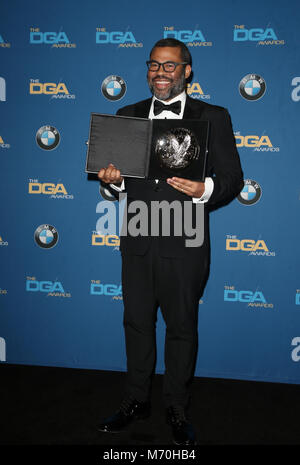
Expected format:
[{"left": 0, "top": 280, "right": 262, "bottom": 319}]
[{"left": 147, "top": 70, "right": 186, "bottom": 101}]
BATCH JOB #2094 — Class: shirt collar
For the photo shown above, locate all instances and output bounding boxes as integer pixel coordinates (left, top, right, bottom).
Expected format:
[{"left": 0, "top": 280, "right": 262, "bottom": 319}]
[{"left": 150, "top": 91, "right": 186, "bottom": 119}]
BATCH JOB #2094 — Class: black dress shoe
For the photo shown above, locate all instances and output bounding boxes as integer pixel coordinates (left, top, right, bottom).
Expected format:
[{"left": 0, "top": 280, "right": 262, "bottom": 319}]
[
  {"left": 166, "top": 405, "right": 196, "bottom": 445},
  {"left": 97, "top": 397, "right": 151, "bottom": 433}
]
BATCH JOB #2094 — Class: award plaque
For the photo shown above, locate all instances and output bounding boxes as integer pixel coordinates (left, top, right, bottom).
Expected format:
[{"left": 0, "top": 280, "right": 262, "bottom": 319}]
[{"left": 85, "top": 113, "right": 209, "bottom": 181}]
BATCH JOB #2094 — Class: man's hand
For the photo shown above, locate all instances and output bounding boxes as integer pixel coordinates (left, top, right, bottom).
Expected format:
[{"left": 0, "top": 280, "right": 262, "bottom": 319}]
[
  {"left": 97, "top": 164, "right": 124, "bottom": 185},
  {"left": 167, "top": 177, "right": 205, "bottom": 198}
]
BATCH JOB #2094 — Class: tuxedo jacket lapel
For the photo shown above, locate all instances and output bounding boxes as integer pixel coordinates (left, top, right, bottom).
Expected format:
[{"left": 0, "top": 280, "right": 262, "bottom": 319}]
[
  {"left": 133, "top": 98, "right": 152, "bottom": 118},
  {"left": 183, "top": 96, "right": 206, "bottom": 119},
  {"left": 116, "top": 97, "right": 152, "bottom": 119}
]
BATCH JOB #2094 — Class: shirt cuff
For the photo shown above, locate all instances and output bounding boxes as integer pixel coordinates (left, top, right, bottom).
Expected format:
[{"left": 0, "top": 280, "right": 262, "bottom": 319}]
[
  {"left": 192, "top": 177, "right": 214, "bottom": 204},
  {"left": 109, "top": 180, "right": 125, "bottom": 192}
]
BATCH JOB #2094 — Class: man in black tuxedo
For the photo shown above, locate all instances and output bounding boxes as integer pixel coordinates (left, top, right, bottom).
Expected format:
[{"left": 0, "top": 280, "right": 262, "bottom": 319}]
[{"left": 97, "top": 38, "right": 243, "bottom": 445}]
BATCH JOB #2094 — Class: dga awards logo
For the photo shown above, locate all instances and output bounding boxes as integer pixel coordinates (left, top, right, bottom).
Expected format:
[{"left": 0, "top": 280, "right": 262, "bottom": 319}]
[
  {"left": 0, "top": 34, "right": 11, "bottom": 48},
  {"left": 36, "top": 126, "right": 60, "bottom": 150},
  {"left": 29, "top": 28, "right": 76, "bottom": 48},
  {"left": 226, "top": 235, "right": 275, "bottom": 257},
  {"left": 0, "top": 135, "right": 10, "bottom": 149},
  {"left": 233, "top": 25, "right": 284, "bottom": 45},
  {"left": 34, "top": 224, "right": 59, "bottom": 249},
  {"left": 101, "top": 75, "right": 126, "bottom": 101},
  {"left": 26, "top": 277, "right": 71, "bottom": 297},
  {"left": 28, "top": 179, "right": 73, "bottom": 200},
  {"left": 238, "top": 179, "right": 262, "bottom": 205},
  {"left": 96, "top": 27, "right": 143, "bottom": 48},
  {"left": 291, "top": 77, "right": 300, "bottom": 102},
  {"left": 239, "top": 74, "right": 266, "bottom": 101},
  {"left": 187, "top": 82, "right": 210, "bottom": 100},
  {"left": 30, "top": 80, "right": 75, "bottom": 99},
  {"left": 92, "top": 233, "right": 120, "bottom": 249},
  {"left": 163, "top": 27, "right": 212, "bottom": 47},
  {"left": 235, "top": 132, "right": 280, "bottom": 152},
  {"left": 90, "top": 280, "right": 122, "bottom": 300},
  {"left": 0, "top": 77, "right": 6, "bottom": 101},
  {"left": 224, "top": 285, "right": 274, "bottom": 309},
  {"left": 0, "top": 337, "right": 6, "bottom": 362}
]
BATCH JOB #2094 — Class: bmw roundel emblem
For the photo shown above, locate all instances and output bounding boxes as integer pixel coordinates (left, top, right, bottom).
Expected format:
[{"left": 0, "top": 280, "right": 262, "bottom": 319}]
[
  {"left": 101, "top": 75, "right": 126, "bottom": 101},
  {"left": 237, "top": 179, "right": 262, "bottom": 205},
  {"left": 100, "top": 185, "right": 117, "bottom": 201},
  {"left": 239, "top": 74, "right": 266, "bottom": 101},
  {"left": 36, "top": 125, "right": 60, "bottom": 150},
  {"left": 34, "top": 224, "right": 59, "bottom": 248}
]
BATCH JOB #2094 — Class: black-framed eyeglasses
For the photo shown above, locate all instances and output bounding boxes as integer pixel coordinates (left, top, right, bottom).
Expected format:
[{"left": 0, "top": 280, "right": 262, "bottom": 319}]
[{"left": 146, "top": 60, "right": 188, "bottom": 73}]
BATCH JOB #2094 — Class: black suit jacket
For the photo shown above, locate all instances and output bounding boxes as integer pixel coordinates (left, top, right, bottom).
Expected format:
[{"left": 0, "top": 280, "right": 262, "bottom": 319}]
[{"left": 114, "top": 96, "right": 243, "bottom": 258}]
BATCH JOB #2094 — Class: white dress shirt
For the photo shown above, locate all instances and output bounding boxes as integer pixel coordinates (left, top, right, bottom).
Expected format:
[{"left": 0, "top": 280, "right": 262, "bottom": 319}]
[{"left": 111, "top": 91, "right": 214, "bottom": 203}]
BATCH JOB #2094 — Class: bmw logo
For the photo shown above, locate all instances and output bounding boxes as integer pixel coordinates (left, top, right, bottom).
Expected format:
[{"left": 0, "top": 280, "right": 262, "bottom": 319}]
[
  {"left": 36, "top": 125, "right": 60, "bottom": 150},
  {"left": 239, "top": 74, "right": 266, "bottom": 101},
  {"left": 101, "top": 75, "right": 126, "bottom": 101},
  {"left": 100, "top": 185, "right": 118, "bottom": 201},
  {"left": 237, "top": 179, "right": 262, "bottom": 205},
  {"left": 34, "top": 224, "right": 59, "bottom": 248}
]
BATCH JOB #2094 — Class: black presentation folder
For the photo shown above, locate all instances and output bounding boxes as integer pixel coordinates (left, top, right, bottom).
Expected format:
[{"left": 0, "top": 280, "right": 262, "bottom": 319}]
[{"left": 85, "top": 113, "right": 209, "bottom": 181}]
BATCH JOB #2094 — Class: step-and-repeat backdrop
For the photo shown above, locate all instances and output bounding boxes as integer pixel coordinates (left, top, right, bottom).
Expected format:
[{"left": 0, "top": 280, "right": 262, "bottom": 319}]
[{"left": 1, "top": 0, "right": 299, "bottom": 384}]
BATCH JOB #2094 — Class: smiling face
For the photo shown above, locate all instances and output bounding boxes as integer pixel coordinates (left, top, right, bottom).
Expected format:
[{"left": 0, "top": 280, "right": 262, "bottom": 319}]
[{"left": 147, "top": 46, "right": 192, "bottom": 101}]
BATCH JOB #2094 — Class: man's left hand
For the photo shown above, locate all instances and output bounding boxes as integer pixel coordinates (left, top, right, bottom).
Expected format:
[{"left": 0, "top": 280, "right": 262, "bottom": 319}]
[{"left": 167, "top": 177, "right": 205, "bottom": 198}]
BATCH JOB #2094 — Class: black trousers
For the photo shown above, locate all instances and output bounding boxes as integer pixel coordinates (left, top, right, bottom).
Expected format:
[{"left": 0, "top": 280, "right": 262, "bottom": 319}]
[{"left": 121, "top": 239, "right": 209, "bottom": 408}]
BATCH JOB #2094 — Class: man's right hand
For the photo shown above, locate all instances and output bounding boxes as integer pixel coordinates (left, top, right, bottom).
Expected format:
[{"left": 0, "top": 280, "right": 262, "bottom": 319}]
[{"left": 97, "top": 164, "right": 124, "bottom": 185}]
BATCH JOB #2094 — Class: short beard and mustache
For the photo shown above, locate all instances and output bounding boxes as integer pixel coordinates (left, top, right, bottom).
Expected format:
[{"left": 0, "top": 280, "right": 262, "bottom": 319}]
[{"left": 147, "top": 71, "right": 186, "bottom": 101}]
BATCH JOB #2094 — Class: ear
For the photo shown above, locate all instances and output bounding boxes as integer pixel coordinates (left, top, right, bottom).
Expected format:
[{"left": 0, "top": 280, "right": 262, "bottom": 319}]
[{"left": 185, "top": 65, "right": 192, "bottom": 80}]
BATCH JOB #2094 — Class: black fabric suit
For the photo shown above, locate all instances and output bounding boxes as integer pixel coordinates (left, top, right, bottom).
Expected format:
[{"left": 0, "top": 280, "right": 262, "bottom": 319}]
[{"left": 114, "top": 95, "right": 243, "bottom": 407}]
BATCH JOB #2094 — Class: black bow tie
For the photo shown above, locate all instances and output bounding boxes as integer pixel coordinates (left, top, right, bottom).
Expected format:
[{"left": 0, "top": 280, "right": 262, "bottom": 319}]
[{"left": 153, "top": 99, "right": 181, "bottom": 116}]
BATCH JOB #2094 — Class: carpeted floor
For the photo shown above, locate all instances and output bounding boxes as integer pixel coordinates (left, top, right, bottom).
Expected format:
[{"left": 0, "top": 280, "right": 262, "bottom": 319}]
[{"left": 0, "top": 363, "right": 299, "bottom": 446}]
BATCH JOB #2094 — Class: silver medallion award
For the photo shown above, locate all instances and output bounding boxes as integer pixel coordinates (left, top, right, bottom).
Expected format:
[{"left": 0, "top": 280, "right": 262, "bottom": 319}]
[{"left": 155, "top": 128, "right": 200, "bottom": 170}]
